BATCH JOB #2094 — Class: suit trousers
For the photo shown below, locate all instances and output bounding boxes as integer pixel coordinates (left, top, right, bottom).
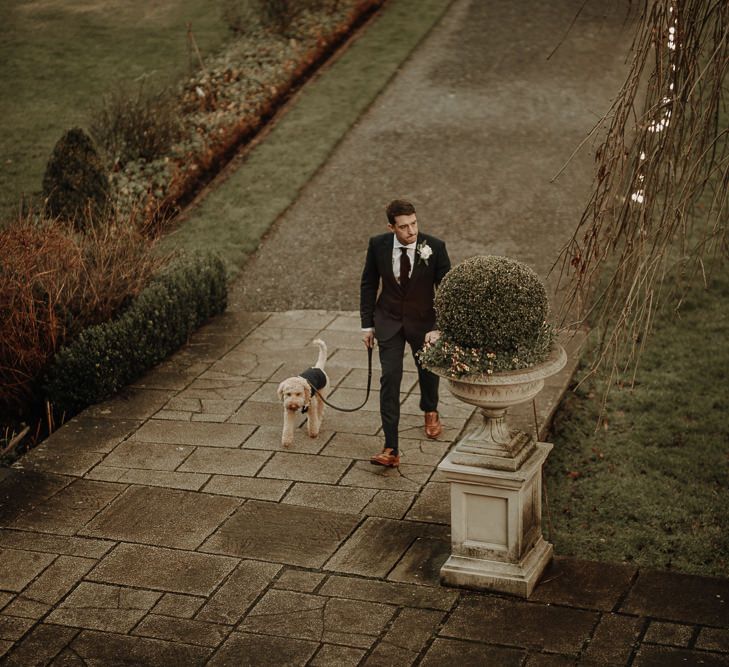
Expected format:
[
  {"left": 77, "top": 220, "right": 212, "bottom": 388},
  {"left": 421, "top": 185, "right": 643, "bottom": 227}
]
[{"left": 378, "top": 327, "right": 439, "bottom": 453}]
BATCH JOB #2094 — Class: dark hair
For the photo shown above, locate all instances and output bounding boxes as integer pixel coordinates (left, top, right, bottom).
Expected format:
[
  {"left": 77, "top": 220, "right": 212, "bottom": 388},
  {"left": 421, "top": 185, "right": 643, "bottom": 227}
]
[{"left": 385, "top": 199, "right": 416, "bottom": 226}]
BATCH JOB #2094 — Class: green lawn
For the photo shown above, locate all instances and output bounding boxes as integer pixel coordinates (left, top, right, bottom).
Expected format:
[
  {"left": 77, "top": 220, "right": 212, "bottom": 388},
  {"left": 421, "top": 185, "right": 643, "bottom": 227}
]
[
  {"left": 545, "top": 260, "right": 729, "bottom": 577},
  {"left": 0, "top": 0, "right": 231, "bottom": 223}
]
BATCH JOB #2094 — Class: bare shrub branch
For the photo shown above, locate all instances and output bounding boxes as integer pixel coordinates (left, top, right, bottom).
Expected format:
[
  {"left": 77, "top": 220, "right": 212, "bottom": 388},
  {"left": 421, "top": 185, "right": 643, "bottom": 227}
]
[{"left": 556, "top": 0, "right": 729, "bottom": 381}]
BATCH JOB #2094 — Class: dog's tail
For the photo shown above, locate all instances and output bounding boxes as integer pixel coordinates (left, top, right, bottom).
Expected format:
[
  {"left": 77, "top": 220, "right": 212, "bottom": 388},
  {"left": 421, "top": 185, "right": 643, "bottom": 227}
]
[{"left": 312, "top": 338, "right": 328, "bottom": 370}]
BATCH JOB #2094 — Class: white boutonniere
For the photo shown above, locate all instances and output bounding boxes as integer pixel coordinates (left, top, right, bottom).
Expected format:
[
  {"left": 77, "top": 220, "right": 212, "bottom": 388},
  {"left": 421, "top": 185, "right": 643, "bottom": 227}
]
[{"left": 417, "top": 241, "right": 433, "bottom": 265}]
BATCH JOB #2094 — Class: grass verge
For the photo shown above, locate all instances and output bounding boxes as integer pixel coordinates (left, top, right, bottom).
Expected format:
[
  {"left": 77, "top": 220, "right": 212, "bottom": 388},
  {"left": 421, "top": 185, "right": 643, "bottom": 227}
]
[{"left": 545, "top": 261, "right": 729, "bottom": 577}]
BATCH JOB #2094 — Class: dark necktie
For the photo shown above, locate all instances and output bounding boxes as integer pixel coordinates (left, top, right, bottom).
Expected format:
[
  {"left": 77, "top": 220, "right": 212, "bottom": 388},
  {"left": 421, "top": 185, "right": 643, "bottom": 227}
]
[{"left": 399, "top": 247, "right": 411, "bottom": 289}]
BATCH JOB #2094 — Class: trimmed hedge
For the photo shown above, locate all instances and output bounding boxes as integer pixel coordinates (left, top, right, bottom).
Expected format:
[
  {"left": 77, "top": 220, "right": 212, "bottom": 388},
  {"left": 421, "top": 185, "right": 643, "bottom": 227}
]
[{"left": 43, "top": 252, "right": 226, "bottom": 415}]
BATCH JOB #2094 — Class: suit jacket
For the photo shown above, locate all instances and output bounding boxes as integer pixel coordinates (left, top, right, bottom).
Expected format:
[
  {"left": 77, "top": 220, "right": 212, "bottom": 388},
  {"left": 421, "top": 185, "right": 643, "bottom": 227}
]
[{"left": 360, "top": 232, "right": 451, "bottom": 342}]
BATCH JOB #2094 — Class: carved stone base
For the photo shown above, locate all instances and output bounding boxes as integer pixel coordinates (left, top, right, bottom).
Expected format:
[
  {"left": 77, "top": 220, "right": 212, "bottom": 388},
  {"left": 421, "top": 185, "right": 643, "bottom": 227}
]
[
  {"left": 440, "top": 536, "right": 553, "bottom": 598},
  {"left": 451, "top": 415, "right": 535, "bottom": 471},
  {"left": 438, "top": 442, "right": 553, "bottom": 598}
]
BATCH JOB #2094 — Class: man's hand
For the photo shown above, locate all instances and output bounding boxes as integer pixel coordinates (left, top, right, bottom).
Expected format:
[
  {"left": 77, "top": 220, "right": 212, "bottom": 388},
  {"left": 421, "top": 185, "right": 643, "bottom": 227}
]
[
  {"left": 424, "top": 330, "right": 441, "bottom": 345},
  {"left": 363, "top": 331, "right": 375, "bottom": 349}
]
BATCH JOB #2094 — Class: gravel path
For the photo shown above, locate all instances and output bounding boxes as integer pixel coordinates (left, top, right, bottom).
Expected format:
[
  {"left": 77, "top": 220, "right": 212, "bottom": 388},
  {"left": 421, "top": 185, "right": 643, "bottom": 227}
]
[{"left": 228, "top": 0, "right": 633, "bottom": 314}]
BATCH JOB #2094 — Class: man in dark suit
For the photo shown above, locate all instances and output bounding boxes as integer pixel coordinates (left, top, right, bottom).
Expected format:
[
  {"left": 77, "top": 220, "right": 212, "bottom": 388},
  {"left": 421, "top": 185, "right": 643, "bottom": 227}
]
[{"left": 360, "top": 199, "right": 451, "bottom": 467}]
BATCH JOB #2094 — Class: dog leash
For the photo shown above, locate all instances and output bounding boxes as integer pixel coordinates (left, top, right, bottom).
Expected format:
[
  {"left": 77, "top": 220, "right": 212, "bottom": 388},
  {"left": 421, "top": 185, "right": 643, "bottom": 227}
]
[{"left": 310, "top": 346, "right": 373, "bottom": 413}]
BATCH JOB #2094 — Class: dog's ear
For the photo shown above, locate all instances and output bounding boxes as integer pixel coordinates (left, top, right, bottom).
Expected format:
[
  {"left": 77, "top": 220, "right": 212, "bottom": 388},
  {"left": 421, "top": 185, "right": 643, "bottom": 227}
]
[
  {"left": 303, "top": 382, "right": 312, "bottom": 403},
  {"left": 277, "top": 380, "right": 287, "bottom": 400}
]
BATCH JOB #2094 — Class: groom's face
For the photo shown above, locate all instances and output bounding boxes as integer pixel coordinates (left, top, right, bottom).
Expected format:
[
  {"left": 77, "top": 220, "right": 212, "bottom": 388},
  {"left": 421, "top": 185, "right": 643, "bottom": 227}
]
[{"left": 388, "top": 213, "right": 418, "bottom": 245}]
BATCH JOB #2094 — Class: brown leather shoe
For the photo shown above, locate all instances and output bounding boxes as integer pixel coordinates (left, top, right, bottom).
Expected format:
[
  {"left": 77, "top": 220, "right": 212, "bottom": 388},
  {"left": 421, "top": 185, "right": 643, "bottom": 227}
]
[
  {"left": 370, "top": 448, "right": 400, "bottom": 467},
  {"left": 424, "top": 411, "right": 443, "bottom": 439}
]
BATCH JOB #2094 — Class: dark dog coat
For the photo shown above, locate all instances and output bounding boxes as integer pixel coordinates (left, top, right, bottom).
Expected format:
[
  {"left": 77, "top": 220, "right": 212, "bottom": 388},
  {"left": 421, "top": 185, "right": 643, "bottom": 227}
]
[
  {"left": 299, "top": 367, "right": 327, "bottom": 413},
  {"left": 299, "top": 368, "right": 327, "bottom": 394}
]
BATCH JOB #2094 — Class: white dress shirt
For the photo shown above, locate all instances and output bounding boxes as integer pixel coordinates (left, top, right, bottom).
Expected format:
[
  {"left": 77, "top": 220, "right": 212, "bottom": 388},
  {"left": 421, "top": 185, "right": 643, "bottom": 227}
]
[{"left": 393, "top": 238, "right": 416, "bottom": 282}]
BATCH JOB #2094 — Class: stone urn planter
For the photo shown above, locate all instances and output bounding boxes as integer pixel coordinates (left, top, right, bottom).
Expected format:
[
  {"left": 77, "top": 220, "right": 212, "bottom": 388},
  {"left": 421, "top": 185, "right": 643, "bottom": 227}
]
[
  {"left": 432, "top": 344, "right": 567, "bottom": 472},
  {"left": 420, "top": 256, "right": 566, "bottom": 598}
]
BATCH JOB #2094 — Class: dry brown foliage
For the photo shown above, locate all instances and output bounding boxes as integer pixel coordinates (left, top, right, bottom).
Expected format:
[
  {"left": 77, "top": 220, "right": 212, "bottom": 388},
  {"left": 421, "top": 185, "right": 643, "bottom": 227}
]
[
  {"left": 556, "top": 0, "right": 728, "bottom": 382},
  {"left": 0, "top": 214, "right": 167, "bottom": 413}
]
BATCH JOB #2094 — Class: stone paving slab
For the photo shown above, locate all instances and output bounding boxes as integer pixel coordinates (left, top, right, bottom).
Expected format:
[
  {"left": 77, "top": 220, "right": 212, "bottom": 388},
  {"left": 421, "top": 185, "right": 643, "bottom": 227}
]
[
  {"left": 207, "top": 632, "right": 318, "bottom": 667},
  {"left": 46, "top": 582, "right": 162, "bottom": 633},
  {"left": 9, "top": 479, "right": 125, "bottom": 536},
  {"left": 85, "top": 388, "right": 175, "bottom": 421},
  {"left": 405, "top": 482, "right": 450, "bottom": 524},
  {"left": 10, "top": 555, "right": 95, "bottom": 610},
  {"left": 87, "top": 543, "right": 239, "bottom": 596},
  {"left": 152, "top": 593, "right": 206, "bottom": 620},
  {"left": 80, "top": 485, "right": 240, "bottom": 550},
  {"left": 0, "top": 616, "right": 35, "bottom": 643},
  {"left": 239, "top": 589, "right": 395, "bottom": 647},
  {"left": 581, "top": 612, "right": 644, "bottom": 665},
  {"left": 274, "top": 570, "right": 327, "bottom": 594},
  {"left": 178, "top": 447, "right": 271, "bottom": 476},
  {"left": 339, "top": 460, "right": 433, "bottom": 492},
  {"left": 202, "top": 475, "right": 291, "bottom": 501},
  {"left": 363, "top": 489, "right": 417, "bottom": 520},
  {"left": 698, "top": 628, "right": 729, "bottom": 653},
  {"left": 259, "top": 452, "right": 352, "bottom": 484},
  {"left": 282, "top": 482, "right": 376, "bottom": 515},
  {"left": 85, "top": 465, "right": 211, "bottom": 491},
  {"left": 632, "top": 644, "right": 729, "bottom": 666},
  {"left": 530, "top": 556, "right": 638, "bottom": 611},
  {"left": 621, "top": 569, "right": 729, "bottom": 627},
  {"left": 318, "top": 575, "right": 459, "bottom": 612},
  {"left": 242, "top": 425, "right": 327, "bottom": 455},
  {"left": 440, "top": 594, "right": 598, "bottom": 655},
  {"left": 0, "top": 549, "right": 56, "bottom": 593},
  {"left": 643, "top": 619, "right": 694, "bottom": 648},
  {"left": 68, "top": 629, "right": 212, "bottom": 666},
  {"left": 0, "top": 469, "right": 72, "bottom": 525},
  {"left": 388, "top": 537, "right": 451, "bottom": 587},
  {"left": 325, "top": 517, "right": 443, "bottom": 578},
  {"left": 420, "top": 637, "right": 525, "bottom": 666},
  {"left": 201, "top": 500, "right": 360, "bottom": 568},
  {"left": 198, "top": 563, "right": 282, "bottom": 626},
  {"left": 132, "top": 614, "right": 230, "bottom": 649},
  {"left": 130, "top": 420, "right": 256, "bottom": 448},
  {"left": 368, "top": 607, "right": 445, "bottom": 662},
  {"left": 100, "top": 440, "right": 195, "bottom": 471},
  {"left": 1, "top": 597, "right": 51, "bottom": 623},
  {"left": 0, "top": 624, "right": 79, "bottom": 665}
]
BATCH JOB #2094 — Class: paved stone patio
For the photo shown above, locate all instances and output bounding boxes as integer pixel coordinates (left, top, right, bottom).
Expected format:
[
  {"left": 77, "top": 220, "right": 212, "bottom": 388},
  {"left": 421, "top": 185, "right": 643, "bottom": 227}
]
[
  {"left": 2, "top": 312, "right": 728, "bottom": 665},
  {"left": 3, "top": 0, "right": 728, "bottom": 662}
]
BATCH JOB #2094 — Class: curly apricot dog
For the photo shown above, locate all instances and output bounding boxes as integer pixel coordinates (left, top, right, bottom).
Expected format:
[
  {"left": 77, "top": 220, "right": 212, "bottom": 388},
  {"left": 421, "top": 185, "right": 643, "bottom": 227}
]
[{"left": 276, "top": 339, "right": 329, "bottom": 447}]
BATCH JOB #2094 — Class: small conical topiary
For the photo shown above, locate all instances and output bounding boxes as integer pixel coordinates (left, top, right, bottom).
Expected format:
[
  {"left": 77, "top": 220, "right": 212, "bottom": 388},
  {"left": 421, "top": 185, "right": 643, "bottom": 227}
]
[{"left": 42, "top": 127, "right": 110, "bottom": 229}]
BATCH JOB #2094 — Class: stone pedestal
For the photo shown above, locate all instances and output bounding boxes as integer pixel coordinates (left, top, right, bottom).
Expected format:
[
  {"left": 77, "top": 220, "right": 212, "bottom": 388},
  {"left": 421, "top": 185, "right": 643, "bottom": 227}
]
[
  {"left": 438, "top": 442, "right": 553, "bottom": 598},
  {"left": 431, "top": 346, "right": 566, "bottom": 597}
]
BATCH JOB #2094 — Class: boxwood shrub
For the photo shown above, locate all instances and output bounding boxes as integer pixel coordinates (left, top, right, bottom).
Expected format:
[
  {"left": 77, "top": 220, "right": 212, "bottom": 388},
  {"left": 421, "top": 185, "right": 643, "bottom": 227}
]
[
  {"left": 419, "top": 255, "right": 555, "bottom": 376},
  {"left": 43, "top": 252, "right": 226, "bottom": 415}
]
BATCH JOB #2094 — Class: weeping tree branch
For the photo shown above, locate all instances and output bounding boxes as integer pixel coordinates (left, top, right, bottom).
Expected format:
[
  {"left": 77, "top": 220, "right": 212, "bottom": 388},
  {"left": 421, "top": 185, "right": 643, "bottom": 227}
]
[{"left": 556, "top": 0, "right": 729, "bottom": 383}]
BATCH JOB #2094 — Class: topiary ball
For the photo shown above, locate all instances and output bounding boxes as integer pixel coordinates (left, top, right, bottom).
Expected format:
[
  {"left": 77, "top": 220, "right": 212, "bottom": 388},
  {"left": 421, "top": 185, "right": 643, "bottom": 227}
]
[{"left": 435, "top": 255, "right": 550, "bottom": 355}]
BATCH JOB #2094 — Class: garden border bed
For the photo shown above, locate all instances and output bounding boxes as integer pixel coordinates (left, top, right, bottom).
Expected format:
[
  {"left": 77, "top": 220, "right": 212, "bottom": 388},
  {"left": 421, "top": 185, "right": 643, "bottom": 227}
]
[{"left": 145, "top": 0, "right": 386, "bottom": 232}]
